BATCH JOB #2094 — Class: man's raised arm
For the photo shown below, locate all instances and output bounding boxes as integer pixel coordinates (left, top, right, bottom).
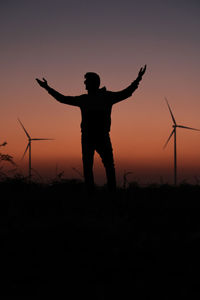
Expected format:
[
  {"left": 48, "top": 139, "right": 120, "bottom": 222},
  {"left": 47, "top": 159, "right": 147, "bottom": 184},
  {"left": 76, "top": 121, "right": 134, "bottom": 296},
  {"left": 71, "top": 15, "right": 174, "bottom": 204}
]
[
  {"left": 36, "top": 78, "right": 81, "bottom": 107},
  {"left": 109, "top": 65, "right": 147, "bottom": 105}
]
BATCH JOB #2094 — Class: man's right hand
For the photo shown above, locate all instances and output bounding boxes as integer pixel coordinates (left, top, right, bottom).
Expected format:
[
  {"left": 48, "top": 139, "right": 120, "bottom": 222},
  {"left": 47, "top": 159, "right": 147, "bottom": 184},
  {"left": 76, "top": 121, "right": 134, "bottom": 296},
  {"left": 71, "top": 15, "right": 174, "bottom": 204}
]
[
  {"left": 36, "top": 77, "right": 49, "bottom": 89},
  {"left": 136, "top": 65, "right": 147, "bottom": 82}
]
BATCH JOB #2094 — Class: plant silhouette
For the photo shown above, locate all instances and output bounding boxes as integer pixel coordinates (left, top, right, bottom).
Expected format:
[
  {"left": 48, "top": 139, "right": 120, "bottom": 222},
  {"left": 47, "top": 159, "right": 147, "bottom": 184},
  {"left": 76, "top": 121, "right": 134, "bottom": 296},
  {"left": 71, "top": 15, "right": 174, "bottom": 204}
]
[
  {"left": 0, "top": 141, "right": 7, "bottom": 147},
  {"left": 36, "top": 66, "right": 146, "bottom": 192},
  {"left": 0, "top": 141, "right": 16, "bottom": 178},
  {"left": 0, "top": 141, "right": 15, "bottom": 166}
]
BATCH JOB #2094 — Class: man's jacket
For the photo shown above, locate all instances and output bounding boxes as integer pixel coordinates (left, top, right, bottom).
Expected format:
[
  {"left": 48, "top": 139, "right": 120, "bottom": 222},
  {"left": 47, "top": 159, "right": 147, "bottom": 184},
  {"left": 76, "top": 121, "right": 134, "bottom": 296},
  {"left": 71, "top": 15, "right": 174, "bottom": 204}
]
[{"left": 46, "top": 80, "right": 139, "bottom": 135}]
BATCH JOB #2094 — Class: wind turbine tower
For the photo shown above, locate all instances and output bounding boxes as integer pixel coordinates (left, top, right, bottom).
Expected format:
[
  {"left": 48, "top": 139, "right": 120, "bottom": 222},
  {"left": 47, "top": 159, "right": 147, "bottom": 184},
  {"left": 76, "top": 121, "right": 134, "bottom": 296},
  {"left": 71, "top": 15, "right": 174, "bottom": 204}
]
[
  {"left": 163, "top": 98, "right": 200, "bottom": 185},
  {"left": 18, "top": 118, "right": 53, "bottom": 181}
]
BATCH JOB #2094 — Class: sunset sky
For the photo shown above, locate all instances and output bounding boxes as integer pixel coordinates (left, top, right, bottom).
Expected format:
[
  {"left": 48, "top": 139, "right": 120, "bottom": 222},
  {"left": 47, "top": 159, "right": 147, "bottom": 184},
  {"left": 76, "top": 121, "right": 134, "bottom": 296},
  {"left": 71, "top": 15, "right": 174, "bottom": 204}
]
[{"left": 1, "top": 0, "right": 200, "bottom": 185}]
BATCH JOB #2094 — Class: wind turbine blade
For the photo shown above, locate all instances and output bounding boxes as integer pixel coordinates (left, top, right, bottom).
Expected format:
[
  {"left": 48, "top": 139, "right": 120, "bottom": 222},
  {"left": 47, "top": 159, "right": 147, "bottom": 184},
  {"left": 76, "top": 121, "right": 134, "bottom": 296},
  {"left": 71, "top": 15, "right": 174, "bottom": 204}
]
[
  {"left": 165, "top": 98, "right": 177, "bottom": 125},
  {"left": 163, "top": 129, "right": 175, "bottom": 149},
  {"left": 177, "top": 125, "right": 200, "bottom": 131},
  {"left": 21, "top": 143, "right": 30, "bottom": 160},
  {"left": 18, "top": 118, "right": 31, "bottom": 139},
  {"left": 31, "top": 138, "right": 54, "bottom": 141}
]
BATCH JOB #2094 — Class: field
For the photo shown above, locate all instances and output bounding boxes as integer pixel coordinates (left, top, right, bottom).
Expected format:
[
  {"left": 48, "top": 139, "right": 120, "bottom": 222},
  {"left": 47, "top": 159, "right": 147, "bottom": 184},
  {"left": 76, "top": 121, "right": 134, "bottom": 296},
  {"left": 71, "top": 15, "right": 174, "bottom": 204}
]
[{"left": 1, "top": 177, "right": 200, "bottom": 299}]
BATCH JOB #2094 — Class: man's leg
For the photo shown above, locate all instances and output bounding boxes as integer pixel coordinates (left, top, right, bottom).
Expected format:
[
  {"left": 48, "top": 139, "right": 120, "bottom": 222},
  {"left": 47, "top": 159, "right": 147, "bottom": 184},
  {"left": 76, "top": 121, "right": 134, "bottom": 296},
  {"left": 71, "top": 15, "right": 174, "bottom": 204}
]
[
  {"left": 81, "top": 134, "right": 95, "bottom": 193},
  {"left": 96, "top": 134, "right": 116, "bottom": 192}
]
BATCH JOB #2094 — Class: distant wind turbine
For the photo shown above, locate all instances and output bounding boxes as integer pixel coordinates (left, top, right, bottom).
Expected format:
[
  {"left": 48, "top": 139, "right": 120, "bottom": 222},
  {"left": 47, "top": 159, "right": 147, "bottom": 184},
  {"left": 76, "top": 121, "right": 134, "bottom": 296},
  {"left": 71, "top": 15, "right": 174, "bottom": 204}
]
[
  {"left": 18, "top": 118, "right": 54, "bottom": 181},
  {"left": 163, "top": 98, "right": 200, "bottom": 185}
]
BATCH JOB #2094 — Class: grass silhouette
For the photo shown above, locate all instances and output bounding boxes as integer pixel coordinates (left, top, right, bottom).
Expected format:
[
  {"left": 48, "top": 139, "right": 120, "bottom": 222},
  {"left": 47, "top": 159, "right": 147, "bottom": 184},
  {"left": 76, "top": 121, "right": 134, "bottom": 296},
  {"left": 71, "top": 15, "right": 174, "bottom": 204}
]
[{"left": 1, "top": 177, "right": 200, "bottom": 299}]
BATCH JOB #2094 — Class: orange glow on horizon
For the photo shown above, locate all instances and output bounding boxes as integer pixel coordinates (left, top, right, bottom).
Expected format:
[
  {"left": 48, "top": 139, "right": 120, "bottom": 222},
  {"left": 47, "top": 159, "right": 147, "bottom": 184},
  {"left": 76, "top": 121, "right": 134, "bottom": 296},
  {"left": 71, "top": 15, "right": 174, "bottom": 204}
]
[{"left": 1, "top": 1, "right": 200, "bottom": 185}]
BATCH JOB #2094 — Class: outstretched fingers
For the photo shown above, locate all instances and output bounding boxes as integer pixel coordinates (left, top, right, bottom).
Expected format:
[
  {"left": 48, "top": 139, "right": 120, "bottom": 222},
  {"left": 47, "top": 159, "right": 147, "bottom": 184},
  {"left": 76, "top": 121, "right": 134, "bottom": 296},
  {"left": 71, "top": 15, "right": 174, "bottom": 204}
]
[
  {"left": 35, "top": 77, "right": 48, "bottom": 88},
  {"left": 137, "top": 64, "right": 147, "bottom": 81},
  {"left": 143, "top": 64, "right": 147, "bottom": 73},
  {"left": 36, "top": 78, "right": 42, "bottom": 84},
  {"left": 140, "top": 64, "right": 147, "bottom": 76}
]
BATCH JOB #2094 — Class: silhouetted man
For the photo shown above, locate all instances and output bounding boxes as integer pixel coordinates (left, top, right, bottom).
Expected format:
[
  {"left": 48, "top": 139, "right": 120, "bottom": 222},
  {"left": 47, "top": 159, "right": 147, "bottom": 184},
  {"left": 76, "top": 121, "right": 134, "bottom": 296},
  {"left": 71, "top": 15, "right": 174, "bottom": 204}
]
[{"left": 36, "top": 65, "right": 146, "bottom": 192}]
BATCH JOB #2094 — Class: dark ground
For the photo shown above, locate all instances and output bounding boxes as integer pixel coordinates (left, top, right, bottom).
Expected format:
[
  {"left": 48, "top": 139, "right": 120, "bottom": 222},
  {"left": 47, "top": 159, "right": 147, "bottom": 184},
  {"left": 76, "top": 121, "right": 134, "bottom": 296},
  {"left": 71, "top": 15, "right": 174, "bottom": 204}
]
[{"left": 1, "top": 178, "right": 200, "bottom": 299}]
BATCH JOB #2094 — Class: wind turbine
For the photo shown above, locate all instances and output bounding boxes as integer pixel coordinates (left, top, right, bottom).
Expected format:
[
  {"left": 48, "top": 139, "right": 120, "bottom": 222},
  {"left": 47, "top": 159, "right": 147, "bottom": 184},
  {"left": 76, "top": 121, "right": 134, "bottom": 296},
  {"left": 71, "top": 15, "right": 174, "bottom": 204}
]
[
  {"left": 18, "top": 118, "right": 53, "bottom": 181},
  {"left": 163, "top": 98, "right": 200, "bottom": 185}
]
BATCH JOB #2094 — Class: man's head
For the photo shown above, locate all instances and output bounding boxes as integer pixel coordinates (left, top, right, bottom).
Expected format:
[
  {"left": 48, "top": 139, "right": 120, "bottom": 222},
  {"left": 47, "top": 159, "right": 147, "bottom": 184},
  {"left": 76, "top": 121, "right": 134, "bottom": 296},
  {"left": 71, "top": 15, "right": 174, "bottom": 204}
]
[{"left": 84, "top": 72, "right": 100, "bottom": 92}]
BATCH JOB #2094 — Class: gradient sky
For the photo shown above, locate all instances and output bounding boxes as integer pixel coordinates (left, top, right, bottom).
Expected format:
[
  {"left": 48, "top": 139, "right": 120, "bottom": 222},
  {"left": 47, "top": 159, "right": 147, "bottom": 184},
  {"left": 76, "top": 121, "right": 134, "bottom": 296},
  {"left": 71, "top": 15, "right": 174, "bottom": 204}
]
[{"left": 1, "top": 0, "right": 200, "bottom": 185}]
